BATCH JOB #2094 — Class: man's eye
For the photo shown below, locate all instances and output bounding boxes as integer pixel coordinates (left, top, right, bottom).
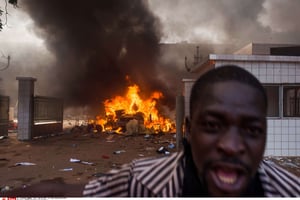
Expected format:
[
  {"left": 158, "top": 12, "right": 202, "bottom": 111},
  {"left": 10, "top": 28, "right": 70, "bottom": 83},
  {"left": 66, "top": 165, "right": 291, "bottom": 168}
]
[
  {"left": 243, "top": 126, "right": 264, "bottom": 137},
  {"left": 201, "top": 121, "right": 222, "bottom": 133}
]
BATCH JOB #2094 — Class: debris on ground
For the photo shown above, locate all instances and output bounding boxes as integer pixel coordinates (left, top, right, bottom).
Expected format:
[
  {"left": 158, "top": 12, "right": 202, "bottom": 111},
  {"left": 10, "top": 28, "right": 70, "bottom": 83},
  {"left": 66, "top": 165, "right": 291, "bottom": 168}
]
[
  {"left": 13, "top": 162, "right": 36, "bottom": 167},
  {"left": 70, "top": 158, "right": 94, "bottom": 165}
]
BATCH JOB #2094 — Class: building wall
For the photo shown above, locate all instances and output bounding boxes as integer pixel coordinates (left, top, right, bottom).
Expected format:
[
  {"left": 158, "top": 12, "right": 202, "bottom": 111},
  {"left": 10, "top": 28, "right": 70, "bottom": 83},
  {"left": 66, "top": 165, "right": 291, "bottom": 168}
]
[
  {"left": 183, "top": 57, "right": 300, "bottom": 156},
  {"left": 215, "top": 60, "right": 300, "bottom": 156}
]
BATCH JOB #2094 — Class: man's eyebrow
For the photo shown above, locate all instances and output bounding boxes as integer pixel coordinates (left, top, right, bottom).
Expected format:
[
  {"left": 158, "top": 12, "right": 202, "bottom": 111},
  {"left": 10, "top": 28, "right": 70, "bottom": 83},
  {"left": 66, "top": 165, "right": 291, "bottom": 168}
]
[
  {"left": 198, "top": 110, "right": 226, "bottom": 120},
  {"left": 198, "top": 110, "right": 265, "bottom": 123}
]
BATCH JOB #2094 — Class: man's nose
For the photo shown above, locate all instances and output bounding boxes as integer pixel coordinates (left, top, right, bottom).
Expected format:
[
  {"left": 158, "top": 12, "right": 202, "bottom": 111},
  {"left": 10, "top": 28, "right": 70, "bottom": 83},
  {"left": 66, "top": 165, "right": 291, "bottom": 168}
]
[{"left": 217, "top": 126, "right": 246, "bottom": 156}]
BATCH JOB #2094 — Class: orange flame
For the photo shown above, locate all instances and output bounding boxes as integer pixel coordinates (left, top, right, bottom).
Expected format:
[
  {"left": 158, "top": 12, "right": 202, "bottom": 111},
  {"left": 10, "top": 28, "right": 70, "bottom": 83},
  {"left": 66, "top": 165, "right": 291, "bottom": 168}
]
[{"left": 96, "top": 84, "right": 174, "bottom": 133}]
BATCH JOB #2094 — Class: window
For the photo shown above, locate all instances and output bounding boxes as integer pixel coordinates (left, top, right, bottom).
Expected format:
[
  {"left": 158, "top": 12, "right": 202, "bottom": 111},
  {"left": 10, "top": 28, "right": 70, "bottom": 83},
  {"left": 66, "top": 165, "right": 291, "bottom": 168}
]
[
  {"left": 264, "top": 86, "right": 279, "bottom": 117},
  {"left": 283, "top": 86, "right": 300, "bottom": 117}
]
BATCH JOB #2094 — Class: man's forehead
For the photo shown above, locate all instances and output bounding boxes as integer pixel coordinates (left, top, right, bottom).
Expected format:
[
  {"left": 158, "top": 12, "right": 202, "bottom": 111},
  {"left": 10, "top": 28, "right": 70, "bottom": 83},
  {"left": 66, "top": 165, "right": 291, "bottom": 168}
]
[{"left": 194, "top": 81, "right": 266, "bottom": 112}]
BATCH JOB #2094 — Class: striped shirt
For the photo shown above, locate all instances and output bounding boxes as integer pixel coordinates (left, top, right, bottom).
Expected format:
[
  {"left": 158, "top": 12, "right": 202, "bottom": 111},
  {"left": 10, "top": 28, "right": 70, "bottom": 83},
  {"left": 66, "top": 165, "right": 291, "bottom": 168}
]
[{"left": 83, "top": 151, "right": 300, "bottom": 197}]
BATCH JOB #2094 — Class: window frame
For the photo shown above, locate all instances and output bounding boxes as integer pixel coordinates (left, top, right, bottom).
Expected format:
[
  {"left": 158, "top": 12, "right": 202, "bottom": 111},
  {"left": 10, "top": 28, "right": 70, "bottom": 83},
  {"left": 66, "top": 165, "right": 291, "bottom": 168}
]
[
  {"left": 283, "top": 85, "right": 300, "bottom": 117},
  {"left": 263, "top": 84, "right": 280, "bottom": 118}
]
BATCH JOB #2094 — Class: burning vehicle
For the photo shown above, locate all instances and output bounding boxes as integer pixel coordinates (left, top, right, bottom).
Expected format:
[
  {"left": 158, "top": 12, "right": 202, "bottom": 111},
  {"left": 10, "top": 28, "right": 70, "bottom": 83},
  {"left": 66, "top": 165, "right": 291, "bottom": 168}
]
[{"left": 87, "top": 83, "right": 175, "bottom": 135}]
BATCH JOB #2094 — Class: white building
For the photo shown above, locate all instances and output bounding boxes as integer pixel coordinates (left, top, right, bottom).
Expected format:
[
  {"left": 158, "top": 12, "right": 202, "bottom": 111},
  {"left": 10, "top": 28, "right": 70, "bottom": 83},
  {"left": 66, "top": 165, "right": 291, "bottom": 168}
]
[{"left": 182, "top": 43, "right": 300, "bottom": 156}]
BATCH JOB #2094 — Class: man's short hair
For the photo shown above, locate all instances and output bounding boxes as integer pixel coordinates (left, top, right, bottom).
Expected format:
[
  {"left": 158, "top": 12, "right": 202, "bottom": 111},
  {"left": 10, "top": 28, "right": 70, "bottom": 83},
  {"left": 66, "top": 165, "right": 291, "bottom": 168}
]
[{"left": 189, "top": 65, "right": 268, "bottom": 116}]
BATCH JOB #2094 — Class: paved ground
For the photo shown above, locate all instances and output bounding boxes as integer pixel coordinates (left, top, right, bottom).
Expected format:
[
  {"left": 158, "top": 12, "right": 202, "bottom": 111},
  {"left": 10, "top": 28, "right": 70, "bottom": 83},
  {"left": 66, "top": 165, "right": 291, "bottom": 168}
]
[
  {"left": 0, "top": 130, "right": 177, "bottom": 190},
  {"left": 0, "top": 130, "right": 299, "bottom": 192}
]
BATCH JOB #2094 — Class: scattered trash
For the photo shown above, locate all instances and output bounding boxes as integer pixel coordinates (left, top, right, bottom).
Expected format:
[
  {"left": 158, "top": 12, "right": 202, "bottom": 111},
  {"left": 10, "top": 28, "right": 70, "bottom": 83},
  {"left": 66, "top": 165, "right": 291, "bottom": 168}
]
[
  {"left": 138, "top": 154, "right": 144, "bottom": 157},
  {"left": 168, "top": 143, "right": 175, "bottom": 149},
  {"left": 102, "top": 155, "right": 110, "bottom": 159},
  {"left": 145, "top": 147, "right": 155, "bottom": 151},
  {"left": 0, "top": 158, "right": 9, "bottom": 161},
  {"left": 144, "top": 134, "right": 151, "bottom": 139},
  {"left": 59, "top": 168, "right": 73, "bottom": 171},
  {"left": 14, "top": 162, "right": 36, "bottom": 166},
  {"left": 106, "top": 135, "right": 115, "bottom": 142},
  {"left": 72, "top": 144, "right": 77, "bottom": 148},
  {"left": 113, "top": 150, "right": 126, "bottom": 154},
  {"left": 157, "top": 146, "right": 170, "bottom": 155},
  {"left": 0, "top": 135, "right": 7, "bottom": 140},
  {"left": 0, "top": 185, "right": 11, "bottom": 192},
  {"left": 70, "top": 158, "right": 94, "bottom": 165}
]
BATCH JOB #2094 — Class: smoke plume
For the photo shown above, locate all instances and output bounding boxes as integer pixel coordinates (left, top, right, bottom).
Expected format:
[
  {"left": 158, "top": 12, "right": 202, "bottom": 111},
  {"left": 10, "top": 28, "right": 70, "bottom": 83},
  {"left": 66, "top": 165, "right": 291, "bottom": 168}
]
[{"left": 22, "top": 0, "right": 170, "bottom": 115}]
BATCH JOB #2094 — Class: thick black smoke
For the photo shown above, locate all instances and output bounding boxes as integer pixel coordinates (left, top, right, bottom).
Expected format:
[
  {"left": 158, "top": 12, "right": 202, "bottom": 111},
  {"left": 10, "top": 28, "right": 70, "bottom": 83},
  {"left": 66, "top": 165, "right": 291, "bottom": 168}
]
[{"left": 22, "top": 0, "right": 172, "bottom": 115}]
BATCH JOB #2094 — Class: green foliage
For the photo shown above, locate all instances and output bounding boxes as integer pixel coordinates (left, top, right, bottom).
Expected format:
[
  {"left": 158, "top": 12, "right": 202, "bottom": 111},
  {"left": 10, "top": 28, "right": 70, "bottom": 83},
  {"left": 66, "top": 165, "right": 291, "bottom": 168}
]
[{"left": 0, "top": 0, "right": 18, "bottom": 31}]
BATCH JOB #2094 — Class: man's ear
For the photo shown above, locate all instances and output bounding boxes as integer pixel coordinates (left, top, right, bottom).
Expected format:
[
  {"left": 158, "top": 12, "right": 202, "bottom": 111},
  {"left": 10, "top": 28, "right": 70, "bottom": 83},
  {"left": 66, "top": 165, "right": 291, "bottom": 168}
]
[{"left": 185, "top": 117, "right": 191, "bottom": 142}]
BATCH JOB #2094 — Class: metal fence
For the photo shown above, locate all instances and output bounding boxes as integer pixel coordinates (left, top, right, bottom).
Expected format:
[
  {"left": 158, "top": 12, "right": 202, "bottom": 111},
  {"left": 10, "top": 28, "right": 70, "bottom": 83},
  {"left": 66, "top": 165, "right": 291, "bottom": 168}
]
[
  {"left": 0, "top": 95, "right": 9, "bottom": 137},
  {"left": 32, "top": 96, "right": 63, "bottom": 137}
]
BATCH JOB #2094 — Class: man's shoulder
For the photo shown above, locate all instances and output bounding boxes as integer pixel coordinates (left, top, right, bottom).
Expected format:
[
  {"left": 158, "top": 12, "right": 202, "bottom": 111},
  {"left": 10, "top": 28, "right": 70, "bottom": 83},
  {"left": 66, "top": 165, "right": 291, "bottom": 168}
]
[
  {"left": 132, "top": 151, "right": 184, "bottom": 173},
  {"left": 258, "top": 159, "right": 300, "bottom": 197}
]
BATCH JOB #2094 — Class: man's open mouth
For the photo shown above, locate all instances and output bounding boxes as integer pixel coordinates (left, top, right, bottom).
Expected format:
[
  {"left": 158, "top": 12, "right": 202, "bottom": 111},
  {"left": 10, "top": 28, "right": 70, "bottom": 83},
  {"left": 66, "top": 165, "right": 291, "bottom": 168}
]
[{"left": 208, "top": 163, "right": 248, "bottom": 195}]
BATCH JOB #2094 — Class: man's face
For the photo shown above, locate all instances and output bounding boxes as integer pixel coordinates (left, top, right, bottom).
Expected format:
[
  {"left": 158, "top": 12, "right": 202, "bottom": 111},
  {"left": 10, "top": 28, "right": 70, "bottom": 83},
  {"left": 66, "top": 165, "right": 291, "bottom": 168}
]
[{"left": 187, "top": 81, "right": 267, "bottom": 197}]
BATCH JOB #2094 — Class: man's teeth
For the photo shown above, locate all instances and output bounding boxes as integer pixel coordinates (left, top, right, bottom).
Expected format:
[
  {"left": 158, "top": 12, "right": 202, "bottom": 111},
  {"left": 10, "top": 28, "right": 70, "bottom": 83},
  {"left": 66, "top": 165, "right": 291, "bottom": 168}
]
[{"left": 218, "top": 175, "right": 236, "bottom": 184}]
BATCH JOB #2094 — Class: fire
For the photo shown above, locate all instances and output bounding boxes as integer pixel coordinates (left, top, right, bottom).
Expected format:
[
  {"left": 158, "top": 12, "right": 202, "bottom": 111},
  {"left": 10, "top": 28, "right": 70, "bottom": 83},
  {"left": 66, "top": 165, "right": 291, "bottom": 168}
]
[{"left": 96, "top": 84, "right": 174, "bottom": 134}]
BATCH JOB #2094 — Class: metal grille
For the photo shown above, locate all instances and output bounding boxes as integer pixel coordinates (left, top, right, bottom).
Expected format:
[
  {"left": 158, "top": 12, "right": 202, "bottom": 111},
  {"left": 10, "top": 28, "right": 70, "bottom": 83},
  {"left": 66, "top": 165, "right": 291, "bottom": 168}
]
[{"left": 34, "top": 96, "right": 63, "bottom": 123}]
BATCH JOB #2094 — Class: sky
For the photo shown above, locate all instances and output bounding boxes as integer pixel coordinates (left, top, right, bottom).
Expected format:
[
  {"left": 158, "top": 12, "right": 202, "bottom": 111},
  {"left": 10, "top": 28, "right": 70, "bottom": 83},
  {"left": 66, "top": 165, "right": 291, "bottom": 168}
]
[{"left": 0, "top": 0, "right": 300, "bottom": 117}]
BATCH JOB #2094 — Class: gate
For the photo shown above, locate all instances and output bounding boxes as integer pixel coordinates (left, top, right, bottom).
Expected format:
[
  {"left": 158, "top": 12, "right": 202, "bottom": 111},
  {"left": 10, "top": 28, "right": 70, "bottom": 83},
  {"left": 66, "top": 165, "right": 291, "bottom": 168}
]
[
  {"left": 0, "top": 95, "right": 9, "bottom": 137},
  {"left": 32, "top": 96, "right": 63, "bottom": 138}
]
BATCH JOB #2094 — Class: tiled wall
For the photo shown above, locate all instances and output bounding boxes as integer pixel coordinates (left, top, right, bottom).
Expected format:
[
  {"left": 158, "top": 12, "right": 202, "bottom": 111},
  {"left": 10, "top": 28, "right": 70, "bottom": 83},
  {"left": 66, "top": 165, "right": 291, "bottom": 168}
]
[
  {"left": 183, "top": 59, "right": 300, "bottom": 156},
  {"left": 217, "top": 60, "right": 300, "bottom": 156},
  {"left": 266, "top": 119, "right": 300, "bottom": 156},
  {"left": 215, "top": 61, "right": 300, "bottom": 84}
]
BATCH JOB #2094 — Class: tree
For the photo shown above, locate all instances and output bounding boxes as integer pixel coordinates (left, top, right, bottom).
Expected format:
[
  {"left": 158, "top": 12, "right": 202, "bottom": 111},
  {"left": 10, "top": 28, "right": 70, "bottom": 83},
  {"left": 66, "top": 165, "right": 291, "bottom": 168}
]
[{"left": 0, "top": 0, "right": 18, "bottom": 31}]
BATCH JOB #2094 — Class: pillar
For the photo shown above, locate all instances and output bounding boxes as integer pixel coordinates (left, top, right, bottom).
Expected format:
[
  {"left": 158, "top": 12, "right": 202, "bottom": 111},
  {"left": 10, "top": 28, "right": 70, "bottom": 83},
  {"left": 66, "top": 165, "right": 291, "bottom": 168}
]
[
  {"left": 16, "top": 77, "right": 36, "bottom": 140},
  {"left": 176, "top": 95, "right": 184, "bottom": 151}
]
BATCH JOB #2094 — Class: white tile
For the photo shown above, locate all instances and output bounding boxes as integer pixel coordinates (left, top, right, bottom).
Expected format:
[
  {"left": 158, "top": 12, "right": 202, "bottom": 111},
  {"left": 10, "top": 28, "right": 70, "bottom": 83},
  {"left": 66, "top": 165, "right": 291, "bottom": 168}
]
[
  {"left": 289, "top": 142, "right": 296, "bottom": 148},
  {"left": 266, "top": 63, "right": 274, "bottom": 72},
  {"left": 296, "top": 65, "right": 300, "bottom": 74},
  {"left": 281, "top": 66, "right": 289, "bottom": 75},
  {"left": 288, "top": 127, "right": 296, "bottom": 134},
  {"left": 266, "top": 75, "right": 274, "bottom": 83},
  {"left": 259, "top": 65, "right": 267, "bottom": 75},
  {"left": 296, "top": 149, "right": 300, "bottom": 156},
  {"left": 288, "top": 63, "right": 296, "bottom": 75},
  {"left": 282, "top": 120, "right": 289, "bottom": 127},
  {"left": 281, "top": 75, "right": 289, "bottom": 83},
  {"left": 289, "top": 120, "right": 296, "bottom": 127},
  {"left": 296, "top": 76, "right": 300, "bottom": 82},
  {"left": 275, "top": 135, "right": 282, "bottom": 141},
  {"left": 282, "top": 149, "right": 289, "bottom": 156},
  {"left": 267, "top": 133, "right": 275, "bottom": 141},
  {"left": 296, "top": 134, "right": 300, "bottom": 142},
  {"left": 274, "top": 65, "right": 281, "bottom": 75},
  {"left": 274, "top": 149, "right": 281, "bottom": 156},
  {"left": 274, "top": 127, "right": 281, "bottom": 134},
  {"left": 288, "top": 149, "right": 296, "bottom": 156},
  {"left": 259, "top": 75, "right": 266, "bottom": 82},
  {"left": 282, "top": 134, "right": 289, "bottom": 142},
  {"left": 274, "top": 141, "right": 282, "bottom": 148},
  {"left": 288, "top": 134, "right": 296, "bottom": 141},
  {"left": 282, "top": 127, "right": 289, "bottom": 135},
  {"left": 274, "top": 120, "right": 282, "bottom": 126},
  {"left": 267, "top": 120, "right": 274, "bottom": 127},
  {"left": 268, "top": 127, "right": 274, "bottom": 133},
  {"left": 264, "top": 149, "right": 272, "bottom": 156},
  {"left": 288, "top": 75, "right": 296, "bottom": 83},
  {"left": 282, "top": 141, "right": 289, "bottom": 148},
  {"left": 267, "top": 142, "right": 274, "bottom": 149},
  {"left": 252, "top": 64, "right": 258, "bottom": 73}
]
